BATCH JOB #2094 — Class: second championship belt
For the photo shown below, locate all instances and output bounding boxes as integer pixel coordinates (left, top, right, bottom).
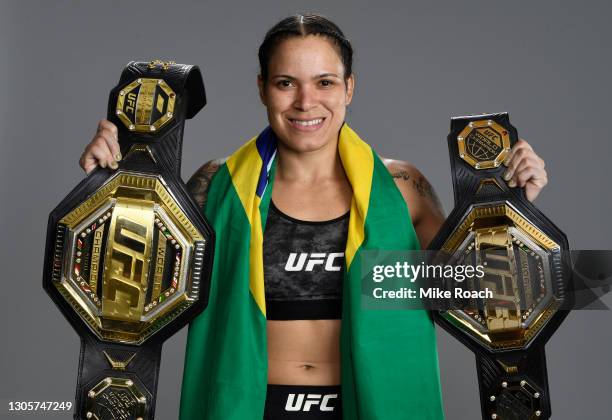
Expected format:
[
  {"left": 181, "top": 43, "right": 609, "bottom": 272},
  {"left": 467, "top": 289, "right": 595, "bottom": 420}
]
[
  {"left": 43, "top": 61, "right": 214, "bottom": 420},
  {"left": 428, "top": 113, "right": 572, "bottom": 420}
]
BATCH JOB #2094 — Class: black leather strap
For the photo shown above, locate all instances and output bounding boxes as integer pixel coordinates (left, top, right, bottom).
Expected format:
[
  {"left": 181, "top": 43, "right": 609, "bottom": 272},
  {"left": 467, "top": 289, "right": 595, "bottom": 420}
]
[
  {"left": 74, "top": 336, "right": 163, "bottom": 420},
  {"left": 477, "top": 347, "right": 550, "bottom": 420},
  {"left": 447, "top": 112, "right": 525, "bottom": 203},
  {"left": 106, "top": 61, "right": 206, "bottom": 177}
]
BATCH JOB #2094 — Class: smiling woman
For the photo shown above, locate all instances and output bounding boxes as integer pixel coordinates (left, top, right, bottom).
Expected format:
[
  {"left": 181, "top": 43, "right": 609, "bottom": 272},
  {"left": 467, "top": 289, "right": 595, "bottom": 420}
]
[
  {"left": 180, "top": 15, "right": 446, "bottom": 420},
  {"left": 78, "top": 12, "right": 550, "bottom": 420}
]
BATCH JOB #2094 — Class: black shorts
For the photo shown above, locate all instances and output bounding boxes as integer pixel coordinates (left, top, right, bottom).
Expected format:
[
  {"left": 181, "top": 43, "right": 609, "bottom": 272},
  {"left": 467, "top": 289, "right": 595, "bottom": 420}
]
[{"left": 264, "top": 384, "right": 342, "bottom": 419}]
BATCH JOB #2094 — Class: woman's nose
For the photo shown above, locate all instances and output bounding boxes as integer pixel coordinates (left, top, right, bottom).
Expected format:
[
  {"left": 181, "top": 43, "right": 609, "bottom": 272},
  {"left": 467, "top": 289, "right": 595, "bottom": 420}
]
[{"left": 292, "top": 85, "right": 317, "bottom": 111}]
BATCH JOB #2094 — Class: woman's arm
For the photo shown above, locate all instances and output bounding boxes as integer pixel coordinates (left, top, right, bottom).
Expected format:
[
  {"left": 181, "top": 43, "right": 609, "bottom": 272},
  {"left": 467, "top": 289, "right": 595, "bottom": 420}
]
[
  {"left": 186, "top": 158, "right": 225, "bottom": 209},
  {"left": 383, "top": 159, "right": 445, "bottom": 248}
]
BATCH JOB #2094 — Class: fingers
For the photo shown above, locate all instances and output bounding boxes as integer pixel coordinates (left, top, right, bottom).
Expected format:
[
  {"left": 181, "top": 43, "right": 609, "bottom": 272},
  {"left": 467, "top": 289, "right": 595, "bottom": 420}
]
[
  {"left": 524, "top": 168, "right": 548, "bottom": 202},
  {"left": 79, "top": 119, "right": 121, "bottom": 174},
  {"left": 98, "top": 119, "right": 121, "bottom": 161},
  {"left": 79, "top": 154, "right": 98, "bottom": 175},
  {"left": 503, "top": 138, "right": 528, "bottom": 163},
  {"left": 515, "top": 166, "right": 547, "bottom": 188},
  {"left": 97, "top": 119, "right": 117, "bottom": 135},
  {"left": 81, "top": 143, "right": 109, "bottom": 174},
  {"left": 504, "top": 139, "right": 537, "bottom": 176},
  {"left": 502, "top": 138, "right": 548, "bottom": 201},
  {"left": 503, "top": 156, "right": 542, "bottom": 185}
]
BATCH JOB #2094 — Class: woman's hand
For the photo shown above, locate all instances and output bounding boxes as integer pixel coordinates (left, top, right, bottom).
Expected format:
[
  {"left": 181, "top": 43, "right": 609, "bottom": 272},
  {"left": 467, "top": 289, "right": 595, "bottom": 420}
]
[
  {"left": 503, "top": 139, "right": 548, "bottom": 202},
  {"left": 79, "top": 119, "right": 122, "bottom": 174}
]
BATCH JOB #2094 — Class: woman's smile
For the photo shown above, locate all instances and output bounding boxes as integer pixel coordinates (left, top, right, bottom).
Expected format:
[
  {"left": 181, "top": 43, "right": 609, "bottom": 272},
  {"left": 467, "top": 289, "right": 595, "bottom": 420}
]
[{"left": 287, "top": 117, "right": 326, "bottom": 132}]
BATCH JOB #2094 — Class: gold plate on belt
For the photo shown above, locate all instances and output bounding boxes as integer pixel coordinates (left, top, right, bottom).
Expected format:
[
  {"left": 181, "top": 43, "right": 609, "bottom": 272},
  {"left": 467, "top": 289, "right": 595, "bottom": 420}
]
[
  {"left": 115, "top": 78, "right": 176, "bottom": 133},
  {"left": 86, "top": 377, "right": 147, "bottom": 419},
  {"left": 51, "top": 172, "right": 206, "bottom": 344},
  {"left": 439, "top": 202, "right": 561, "bottom": 350},
  {"left": 457, "top": 119, "right": 511, "bottom": 169}
]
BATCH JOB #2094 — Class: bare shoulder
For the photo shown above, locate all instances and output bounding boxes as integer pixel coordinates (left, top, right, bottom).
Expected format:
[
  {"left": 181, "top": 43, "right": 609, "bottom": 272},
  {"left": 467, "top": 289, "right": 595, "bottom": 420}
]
[
  {"left": 383, "top": 158, "right": 420, "bottom": 185},
  {"left": 382, "top": 157, "right": 446, "bottom": 247},
  {"left": 186, "top": 157, "right": 226, "bottom": 209},
  {"left": 382, "top": 157, "right": 445, "bottom": 221}
]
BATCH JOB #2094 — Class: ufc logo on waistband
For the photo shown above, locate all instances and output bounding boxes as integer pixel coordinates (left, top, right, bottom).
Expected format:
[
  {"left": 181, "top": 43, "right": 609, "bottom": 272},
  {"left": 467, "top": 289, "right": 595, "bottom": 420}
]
[
  {"left": 284, "top": 252, "right": 344, "bottom": 272},
  {"left": 285, "top": 393, "right": 338, "bottom": 412}
]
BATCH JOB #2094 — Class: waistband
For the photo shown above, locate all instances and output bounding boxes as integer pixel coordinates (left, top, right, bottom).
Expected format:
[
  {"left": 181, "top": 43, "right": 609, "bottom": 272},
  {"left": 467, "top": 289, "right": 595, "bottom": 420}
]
[{"left": 264, "top": 384, "right": 342, "bottom": 419}]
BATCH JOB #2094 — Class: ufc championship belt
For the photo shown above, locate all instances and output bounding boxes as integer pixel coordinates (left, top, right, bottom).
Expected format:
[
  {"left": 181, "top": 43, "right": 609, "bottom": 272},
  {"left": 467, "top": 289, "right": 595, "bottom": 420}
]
[
  {"left": 428, "top": 113, "right": 572, "bottom": 420},
  {"left": 43, "top": 60, "right": 214, "bottom": 420}
]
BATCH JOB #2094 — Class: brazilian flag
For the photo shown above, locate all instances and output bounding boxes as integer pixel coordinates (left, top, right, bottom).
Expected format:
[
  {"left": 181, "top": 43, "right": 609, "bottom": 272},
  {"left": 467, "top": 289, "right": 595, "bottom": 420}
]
[{"left": 180, "top": 124, "right": 444, "bottom": 419}]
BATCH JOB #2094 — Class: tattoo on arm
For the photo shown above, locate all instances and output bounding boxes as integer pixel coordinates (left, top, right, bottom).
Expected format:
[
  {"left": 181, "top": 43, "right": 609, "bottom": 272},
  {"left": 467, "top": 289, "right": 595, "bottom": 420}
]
[
  {"left": 392, "top": 170, "right": 445, "bottom": 215},
  {"left": 392, "top": 171, "right": 412, "bottom": 182},
  {"left": 186, "top": 158, "right": 223, "bottom": 210}
]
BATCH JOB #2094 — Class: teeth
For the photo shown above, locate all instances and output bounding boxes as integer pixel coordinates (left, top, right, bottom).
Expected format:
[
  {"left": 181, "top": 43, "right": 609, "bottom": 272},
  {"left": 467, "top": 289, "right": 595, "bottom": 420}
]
[{"left": 292, "top": 118, "right": 323, "bottom": 126}]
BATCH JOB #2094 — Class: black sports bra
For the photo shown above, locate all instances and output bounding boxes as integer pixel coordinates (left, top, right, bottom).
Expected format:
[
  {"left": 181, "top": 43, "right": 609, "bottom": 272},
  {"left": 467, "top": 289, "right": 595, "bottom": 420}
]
[{"left": 263, "top": 201, "right": 349, "bottom": 320}]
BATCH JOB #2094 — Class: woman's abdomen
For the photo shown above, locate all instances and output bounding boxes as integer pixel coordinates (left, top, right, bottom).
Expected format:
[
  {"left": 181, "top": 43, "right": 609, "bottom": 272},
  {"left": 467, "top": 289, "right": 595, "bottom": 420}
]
[{"left": 267, "top": 319, "right": 341, "bottom": 385}]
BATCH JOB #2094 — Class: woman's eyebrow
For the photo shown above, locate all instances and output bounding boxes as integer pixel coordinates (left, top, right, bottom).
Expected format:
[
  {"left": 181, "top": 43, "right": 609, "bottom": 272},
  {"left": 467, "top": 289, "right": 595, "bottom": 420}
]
[
  {"left": 270, "top": 73, "right": 341, "bottom": 80},
  {"left": 314, "top": 73, "right": 341, "bottom": 79},
  {"left": 271, "top": 74, "right": 296, "bottom": 80}
]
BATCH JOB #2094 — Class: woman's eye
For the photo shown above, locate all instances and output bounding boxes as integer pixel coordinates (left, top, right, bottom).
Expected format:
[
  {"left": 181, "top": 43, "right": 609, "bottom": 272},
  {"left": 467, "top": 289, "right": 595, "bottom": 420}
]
[{"left": 277, "top": 80, "right": 293, "bottom": 88}]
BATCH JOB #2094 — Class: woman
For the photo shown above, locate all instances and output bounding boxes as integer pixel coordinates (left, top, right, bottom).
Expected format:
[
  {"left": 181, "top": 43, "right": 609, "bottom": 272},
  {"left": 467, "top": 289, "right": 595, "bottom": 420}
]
[{"left": 80, "top": 14, "right": 548, "bottom": 420}]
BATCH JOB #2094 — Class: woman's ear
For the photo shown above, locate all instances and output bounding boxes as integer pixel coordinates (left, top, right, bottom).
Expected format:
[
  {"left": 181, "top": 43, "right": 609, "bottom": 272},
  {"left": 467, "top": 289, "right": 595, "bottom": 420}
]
[
  {"left": 257, "top": 74, "right": 267, "bottom": 106},
  {"left": 345, "top": 74, "right": 355, "bottom": 105}
]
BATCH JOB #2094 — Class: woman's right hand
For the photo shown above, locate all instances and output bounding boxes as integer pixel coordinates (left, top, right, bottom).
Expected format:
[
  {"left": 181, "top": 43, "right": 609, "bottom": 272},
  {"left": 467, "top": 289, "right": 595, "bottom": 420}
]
[{"left": 79, "top": 119, "right": 122, "bottom": 174}]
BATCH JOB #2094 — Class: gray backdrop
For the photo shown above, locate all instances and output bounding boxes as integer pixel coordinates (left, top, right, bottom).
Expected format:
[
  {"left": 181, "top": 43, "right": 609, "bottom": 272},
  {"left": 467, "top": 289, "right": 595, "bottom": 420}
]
[{"left": 1, "top": 0, "right": 610, "bottom": 419}]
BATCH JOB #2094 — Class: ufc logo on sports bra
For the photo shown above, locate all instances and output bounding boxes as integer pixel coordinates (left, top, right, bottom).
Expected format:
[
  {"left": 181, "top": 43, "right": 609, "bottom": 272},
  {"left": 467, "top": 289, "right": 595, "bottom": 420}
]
[
  {"left": 284, "top": 252, "right": 344, "bottom": 272},
  {"left": 285, "top": 393, "right": 338, "bottom": 412}
]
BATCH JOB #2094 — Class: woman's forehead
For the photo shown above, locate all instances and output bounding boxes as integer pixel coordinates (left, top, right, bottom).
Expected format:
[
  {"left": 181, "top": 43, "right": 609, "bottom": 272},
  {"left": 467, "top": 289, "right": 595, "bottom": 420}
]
[{"left": 268, "top": 36, "right": 344, "bottom": 77}]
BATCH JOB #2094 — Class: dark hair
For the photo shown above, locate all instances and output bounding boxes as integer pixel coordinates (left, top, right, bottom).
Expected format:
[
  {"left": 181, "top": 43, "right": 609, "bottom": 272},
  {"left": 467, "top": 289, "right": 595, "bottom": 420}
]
[{"left": 258, "top": 13, "right": 354, "bottom": 83}]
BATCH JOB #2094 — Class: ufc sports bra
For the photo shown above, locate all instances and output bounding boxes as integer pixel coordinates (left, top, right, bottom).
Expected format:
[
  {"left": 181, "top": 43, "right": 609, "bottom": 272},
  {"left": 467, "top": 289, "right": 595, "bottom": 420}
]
[{"left": 263, "top": 201, "right": 349, "bottom": 320}]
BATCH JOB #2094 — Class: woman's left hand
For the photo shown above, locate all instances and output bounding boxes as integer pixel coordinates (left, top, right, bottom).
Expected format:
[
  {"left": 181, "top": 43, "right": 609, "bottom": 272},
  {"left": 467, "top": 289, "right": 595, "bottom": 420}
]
[{"left": 502, "top": 138, "right": 548, "bottom": 202}]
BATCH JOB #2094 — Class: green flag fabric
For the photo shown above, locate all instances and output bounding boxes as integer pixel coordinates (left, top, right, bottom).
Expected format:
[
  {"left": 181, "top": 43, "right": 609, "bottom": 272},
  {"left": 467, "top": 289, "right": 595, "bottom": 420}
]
[{"left": 179, "top": 124, "right": 444, "bottom": 419}]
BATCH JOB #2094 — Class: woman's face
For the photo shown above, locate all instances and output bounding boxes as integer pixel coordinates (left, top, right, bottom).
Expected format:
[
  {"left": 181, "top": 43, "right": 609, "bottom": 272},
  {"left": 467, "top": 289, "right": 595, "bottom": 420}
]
[{"left": 258, "top": 35, "right": 354, "bottom": 153}]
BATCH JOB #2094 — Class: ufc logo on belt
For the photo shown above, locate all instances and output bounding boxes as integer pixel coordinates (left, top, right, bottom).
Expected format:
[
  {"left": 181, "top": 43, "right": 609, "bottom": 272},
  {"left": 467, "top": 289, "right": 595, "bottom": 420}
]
[{"left": 285, "top": 393, "right": 338, "bottom": 412}]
